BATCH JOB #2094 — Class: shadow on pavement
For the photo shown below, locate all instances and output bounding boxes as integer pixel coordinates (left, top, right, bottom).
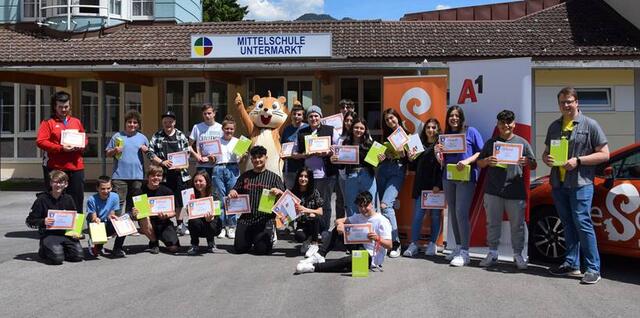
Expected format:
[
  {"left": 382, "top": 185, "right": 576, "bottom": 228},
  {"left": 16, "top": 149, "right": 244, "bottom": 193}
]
[{"left": 4, "top": 230, "right": 40, "bottom": 240}]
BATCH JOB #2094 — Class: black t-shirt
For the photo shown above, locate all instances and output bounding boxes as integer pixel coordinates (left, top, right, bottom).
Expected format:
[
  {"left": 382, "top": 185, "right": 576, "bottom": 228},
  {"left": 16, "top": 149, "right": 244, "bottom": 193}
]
[
  {"left": 132, "top": 183, "right": 175, "bottom": 225},
  {"left": 233, "top": 169, "right": 286, "bottom": 224},
  {"left": 478, "top": 135, "right": 535, "bottom": 200}
]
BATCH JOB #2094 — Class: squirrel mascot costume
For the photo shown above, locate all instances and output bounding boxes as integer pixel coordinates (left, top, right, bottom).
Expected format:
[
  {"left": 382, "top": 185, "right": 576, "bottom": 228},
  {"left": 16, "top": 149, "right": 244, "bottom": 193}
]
[{"left": 234, "top": 91, "right": 289, "bottom": 178}]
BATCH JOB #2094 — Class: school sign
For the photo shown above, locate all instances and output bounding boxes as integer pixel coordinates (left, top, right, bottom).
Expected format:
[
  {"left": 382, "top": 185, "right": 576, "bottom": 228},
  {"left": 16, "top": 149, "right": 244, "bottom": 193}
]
[{"left": 190, "top": 34, "right": 332, "bottom": 59}]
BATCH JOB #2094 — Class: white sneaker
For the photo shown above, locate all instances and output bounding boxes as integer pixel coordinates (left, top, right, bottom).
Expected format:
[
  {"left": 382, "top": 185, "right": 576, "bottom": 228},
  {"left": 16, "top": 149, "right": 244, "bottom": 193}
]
[
  {"left": 450, "top": 250, "right": 470, "bottom": 267},
  {"left": 479, "top": 251, "right": 499, "bottom": 267},
  {"left": 425, "top": 242, "right": 437, "bottom": 256},
  {"left": 300, "top": 238, "right": 311, "bottom": 255},
  {"left": 226, "top": 227, "right": 236, "bottom": 239},
  {"left": 305, "top": 244, "right": 320, "bottom": 258},
  {"left": 300, "top": 252, "right": 325, "bottom": 264},
  {"left": 514, "top": 254, "right": 528, "bottom": 270},
  {"left": 182, "top": 223, "right": 190, "bottom": 235},
  {"left": 403, "top": 242, "right": 419, "bottom": 257},
  {"left": 389, "top": 244, "right": 401, "bottom": 258},
  {"left": 272, "top": 227, "right": 278, "bottom": 244},
  {"left": 296, "top": 262, "right": 315, "bottom": 274},
  {"left": 218, "top": 228, "right": 226, "bottom": 239},
  {"left": 445, "top": 246, "right": 461, "bottom": 261}
]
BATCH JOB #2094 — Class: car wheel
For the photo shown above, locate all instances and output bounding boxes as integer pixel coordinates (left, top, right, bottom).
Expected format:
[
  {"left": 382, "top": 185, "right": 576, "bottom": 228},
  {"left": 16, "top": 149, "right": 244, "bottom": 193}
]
[{"left": 528, "top": 206, "right": 566, "bottom": 263}]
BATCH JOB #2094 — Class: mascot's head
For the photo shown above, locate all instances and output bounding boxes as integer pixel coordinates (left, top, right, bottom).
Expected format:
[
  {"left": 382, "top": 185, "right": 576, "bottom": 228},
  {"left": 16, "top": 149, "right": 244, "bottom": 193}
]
[{"left": 249, "top": 91, "right": 288, "bottom": 129}]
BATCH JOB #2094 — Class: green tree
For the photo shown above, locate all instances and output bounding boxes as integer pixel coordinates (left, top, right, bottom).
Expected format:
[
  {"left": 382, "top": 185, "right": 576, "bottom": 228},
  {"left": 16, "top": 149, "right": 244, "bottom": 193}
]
[{"left": 203, "top": 0, "right": 249, "bottom": 22}]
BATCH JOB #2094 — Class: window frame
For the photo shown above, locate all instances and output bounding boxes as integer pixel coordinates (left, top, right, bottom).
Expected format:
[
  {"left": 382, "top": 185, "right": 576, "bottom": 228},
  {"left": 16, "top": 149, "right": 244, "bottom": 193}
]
[
  {"left": 575, "top": 87, "right": 613, "bottom": 112},
  {"left": 338, "top": 75, "right": 383, "bottom": 139},
  {"left": 131, "top": 0, "right": 154, "bottom": 20}
]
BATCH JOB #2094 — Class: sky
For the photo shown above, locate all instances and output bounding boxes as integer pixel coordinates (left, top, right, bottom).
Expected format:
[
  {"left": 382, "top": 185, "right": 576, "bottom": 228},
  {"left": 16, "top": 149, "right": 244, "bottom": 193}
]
[{"left": 237, "top": 0, "right": 520, "bottom": 21}]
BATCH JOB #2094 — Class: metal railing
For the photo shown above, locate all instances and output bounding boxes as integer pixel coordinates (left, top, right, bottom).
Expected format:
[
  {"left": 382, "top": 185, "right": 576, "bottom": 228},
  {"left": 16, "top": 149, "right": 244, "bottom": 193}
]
[{"left": 37, "top": 0, "right": 117, "bottom": 31}]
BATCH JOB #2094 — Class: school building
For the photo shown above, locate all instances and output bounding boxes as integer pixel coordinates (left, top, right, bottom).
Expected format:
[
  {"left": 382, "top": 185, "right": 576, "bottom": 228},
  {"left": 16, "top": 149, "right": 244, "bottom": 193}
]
[{"left": 1, "top": 0, "right": 639, "bottom": 181}]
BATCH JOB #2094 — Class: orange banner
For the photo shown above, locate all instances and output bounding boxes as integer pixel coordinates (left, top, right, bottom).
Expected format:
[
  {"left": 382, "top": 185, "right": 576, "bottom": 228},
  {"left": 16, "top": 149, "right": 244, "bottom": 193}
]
[{"left": 383, "top": 75, "right": 447, "bottom": 245}]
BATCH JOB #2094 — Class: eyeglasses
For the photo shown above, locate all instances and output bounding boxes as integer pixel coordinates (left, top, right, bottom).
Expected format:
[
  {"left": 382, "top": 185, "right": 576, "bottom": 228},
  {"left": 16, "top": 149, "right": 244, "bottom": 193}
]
[
  {"left": 559, "top": 99, "right": 576, "bottom": 105},
  {"left": 51, "top": 180, "right": 67, "bottom": 185}
]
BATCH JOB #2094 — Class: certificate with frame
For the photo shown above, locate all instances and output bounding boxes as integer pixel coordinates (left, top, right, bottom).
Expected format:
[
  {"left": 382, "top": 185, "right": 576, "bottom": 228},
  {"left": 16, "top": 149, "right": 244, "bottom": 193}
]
[
  {"left": 421, "top": 191, "right": 446, "bottom": 209},
  {"left": 320, "top": 113, "right": 344, "bottom": 135},
  {"left": 225, "top": 195, "right": 251, "bottom": 215},
  {"left": 112, "top": 214, "right": 138, "bottom": 237},
  {"left": 280, "top": 142, "right": 295, "bottom": 158},
  {"left": 307, "top": 136, "right": 331, "bottom": 154},
  {"left": 149, "top": 195, "right": 175, "bottom": 216},
  {"left": 61, "top": 130, "right": 86, "bottom": 148},
  {"left": 493, "top": 142, "right": 523, "bottom": 165},
  {"left": 387, "top": 127, "right": 409, "bottom": 151},
  {"left": 200, "top": 139, "right": 222, "bottom": 156},
  {"left": 46, "top": 210, "right": 77, "bottom": 230},
  {"left": 167, "top": 151, "right": 189, "bottom": 169},
  {"left": 344, "top": 223, "right": 373, "bottom": 244},
  {"left": 272, "top": 190, "right": 301, "bottom": 225},
  {"left": 333, "top": 145, "right": 359, "bottom": 165},
  {"left": 188, "top": 197, "right": 214, "bottom": 218},
  {"left": 439, "top": 134, "right": 467, "bottom": 154}
]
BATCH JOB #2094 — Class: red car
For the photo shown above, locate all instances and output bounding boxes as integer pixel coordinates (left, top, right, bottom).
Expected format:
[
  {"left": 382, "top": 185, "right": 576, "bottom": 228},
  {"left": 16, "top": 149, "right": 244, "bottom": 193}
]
[{"left": 528, "top": 142, "right": 640, "bottom": 262}]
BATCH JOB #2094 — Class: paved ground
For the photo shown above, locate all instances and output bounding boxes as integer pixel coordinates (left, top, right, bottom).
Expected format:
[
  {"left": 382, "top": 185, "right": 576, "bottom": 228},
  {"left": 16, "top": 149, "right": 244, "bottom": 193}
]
[{"left": 0, "top": 191, "right": 638, "bottom": 318}]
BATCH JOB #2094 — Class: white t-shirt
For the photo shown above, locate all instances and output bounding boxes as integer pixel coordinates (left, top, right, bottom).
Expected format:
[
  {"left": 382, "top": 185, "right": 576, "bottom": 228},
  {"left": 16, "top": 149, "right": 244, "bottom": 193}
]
[
  {"left": 189, "top": 122, "right": 223, "bottom": 167},
  {"left": 216, "top": 136, "right": 239, "bottom": 164},
  {"left": 347, "top": 212, "right": 392, "bottom": 267}
]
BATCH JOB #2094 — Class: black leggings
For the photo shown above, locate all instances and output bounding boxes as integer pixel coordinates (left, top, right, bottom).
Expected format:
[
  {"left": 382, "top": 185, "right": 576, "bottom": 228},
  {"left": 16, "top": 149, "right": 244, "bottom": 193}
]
[
  {"left": 40, "top": 235, "right": 83, "bottom": 265},
  {"left": 94, "top": 221, "right": 126, "bottom": 251},
  {"left": 43, "top": 166, "right": 84, "bottom": 214},
  {"left": 188, "top": 217, "right": 222, "bottom": 246},
  {"left": 233, "top": 219, "right": 274, "bottom": 255},
  {"left": 294, "top": 217, "right": 320, "bottom": 243}
]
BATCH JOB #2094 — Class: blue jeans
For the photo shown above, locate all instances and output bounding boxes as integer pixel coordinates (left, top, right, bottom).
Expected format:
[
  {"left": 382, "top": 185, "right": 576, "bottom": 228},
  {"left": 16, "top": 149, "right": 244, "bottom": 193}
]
[
  {"left": 205, "top": 165, "right": 240, "bottom": 227},
  {"left": 344, "top": 169, "right": 377, "bottom": 217},
  {"left": 442, "top": 179, "right": 475, "bottom": 250},
  {"left": 376, "top": 160, "right": 405, "bottom": 242},
  {"left": 411, "top": 198, "right": 442, "bottom": 244},
  {"left": 551, "top": 185, "right": 600, "bottom": 273}
]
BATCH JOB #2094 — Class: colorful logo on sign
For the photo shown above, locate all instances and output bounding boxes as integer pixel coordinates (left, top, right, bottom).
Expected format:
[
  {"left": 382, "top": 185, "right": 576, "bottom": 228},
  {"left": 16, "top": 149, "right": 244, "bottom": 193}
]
[{"left": 193, "top": 37, "right": 213, "bottom": 57}]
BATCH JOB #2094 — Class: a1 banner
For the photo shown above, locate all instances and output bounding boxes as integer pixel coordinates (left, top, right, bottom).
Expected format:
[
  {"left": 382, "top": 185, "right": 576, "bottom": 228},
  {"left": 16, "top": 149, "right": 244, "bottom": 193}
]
[
  {"left": 449, "top": 57, "right": 532, "bottom": 261},
  {"left": 383, "top": 75, "right": 447, "bottom": 245}
]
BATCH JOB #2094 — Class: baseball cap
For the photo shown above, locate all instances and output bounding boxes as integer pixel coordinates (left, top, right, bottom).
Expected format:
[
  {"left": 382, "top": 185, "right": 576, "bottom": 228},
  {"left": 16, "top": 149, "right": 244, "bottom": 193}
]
[{"left": 161, "top": 111, "right": 176, "bottom": 119}]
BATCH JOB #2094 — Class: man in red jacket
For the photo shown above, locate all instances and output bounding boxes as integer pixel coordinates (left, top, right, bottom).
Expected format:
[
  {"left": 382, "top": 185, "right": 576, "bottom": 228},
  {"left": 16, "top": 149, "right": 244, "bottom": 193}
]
[{"left": 37, "top": 91, "right": 88, "bottom": 214}]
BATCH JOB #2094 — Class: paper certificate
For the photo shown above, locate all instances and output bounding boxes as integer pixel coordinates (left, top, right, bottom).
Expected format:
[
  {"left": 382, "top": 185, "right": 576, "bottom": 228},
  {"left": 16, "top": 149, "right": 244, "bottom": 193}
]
[
  {"left": 167, "top": 151, "right": 189, "bottom": 169},
  {"left": 406, "top": 134, "right": 425, "bottom": 159},
  {"left": 493, "top": 142, "right": 523, "bottom": 165},
  {"left": 272, "top": 190, "right": 301, "bottom": 225},
  {"left": 439, "top": 134, "right": 467, "bottom": 154},
  {"left": 307, "top": 136, "right": 331, "bottom": 154},
  {"left": 200, "top": 139, "right": 222, "bottom": 156},
  {"left": 364, "top": 141, "right": 386, "bottom": 167},
  {"left": 225, "top": 195, "right": 251, "bottom": 215},
  {"left": 181, "top": 188, "right": 195, "bottom": 206},
  {"left": 61, "top": 130, "right": 86, "bottom": 148},
  {"left": 421, "top": 191, "right": 446, "bottom": 209},
  {"left": 388, "top": 127, "right": 410, "bottom": 151},
  {"left": 333, "top": 145, "right": 359, "bottom": 164},
  {"left": 188, "top": 197, "right": 214, "bottom": 218},
  {"left": 112, "top": 214, "right": 138, "bottom": 237},
  {"left": 550, "top": 138, "right": 568, "bottom": 166},
  {"left": 343, "top": 223, "right": 373, "bottom": 244},
  {"left": 320, "top": 113, "right": 344, "bottom": 135},
  {"left": 46, "top": 210, "right": 77, "bottom": 230},
  {"left": 280, "top": 142, "right": 295, "bottom": 158},
  {"left": 149, "top": 195, "right": 175, "bottom": 215},
  {"left": 89, "top": 222, "right": 108, "bottom": 244}
]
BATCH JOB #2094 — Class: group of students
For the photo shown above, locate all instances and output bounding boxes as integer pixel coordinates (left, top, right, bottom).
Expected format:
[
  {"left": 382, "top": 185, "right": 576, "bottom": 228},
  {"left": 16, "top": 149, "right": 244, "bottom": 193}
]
[{"left": 29, "top": 87, "right": 609, "bottom": 284}]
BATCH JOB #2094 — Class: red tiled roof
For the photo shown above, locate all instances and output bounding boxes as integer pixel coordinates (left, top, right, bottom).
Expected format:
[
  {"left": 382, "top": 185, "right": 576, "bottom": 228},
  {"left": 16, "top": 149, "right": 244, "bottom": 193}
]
[{"left": 0, "top": 0, "right": 638, "bottom": 66}]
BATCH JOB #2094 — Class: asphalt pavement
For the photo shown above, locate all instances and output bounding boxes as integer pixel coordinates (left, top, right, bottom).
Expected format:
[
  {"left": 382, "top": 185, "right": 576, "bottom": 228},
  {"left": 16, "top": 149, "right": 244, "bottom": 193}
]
[{"left": 0, "top": 191, "right": 638, "bottom": 318}]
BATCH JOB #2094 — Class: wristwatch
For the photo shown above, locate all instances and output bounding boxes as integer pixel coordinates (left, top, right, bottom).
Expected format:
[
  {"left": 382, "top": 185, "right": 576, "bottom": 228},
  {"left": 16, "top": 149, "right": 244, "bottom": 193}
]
[{"left": 576, "top": 157, "right": 582, "bottom": 166}]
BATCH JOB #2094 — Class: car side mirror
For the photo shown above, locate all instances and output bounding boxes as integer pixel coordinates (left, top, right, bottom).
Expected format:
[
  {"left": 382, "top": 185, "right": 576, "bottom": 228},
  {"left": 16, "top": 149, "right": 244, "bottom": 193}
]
[{"left": 604, "top": 166, "right": 614, "bottom": 179}]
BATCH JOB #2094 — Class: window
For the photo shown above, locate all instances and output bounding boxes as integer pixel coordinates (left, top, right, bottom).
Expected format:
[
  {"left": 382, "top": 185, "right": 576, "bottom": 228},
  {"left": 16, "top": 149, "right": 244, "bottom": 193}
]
[
  {"left": 609, "top": 149, "right": 640, "bottom": 180},
  {"left": 132, "top": 0, "right": 153, "bottom": 17},
  {"left": 104, "top": 82, "right": 120, "bottom": 135},
  {"left": 124, "top": 84, "right": 141, "bottom": 113},
  {"left": 165, "top": 79, "right": 230, "bottom": 132},
  {"left": 1, "top": 83, "right": 14, "bottom": 134},
  {"left": 110, "top": 0, "right": 122, "bottom": 15},
  {"left": 23, "top": 0, "right": 36, "bottom": 19},
  {"left": 166, "top": 80, "right": 184, "bottom": 130},
  {"left": 19, "top": 85, "right": 37, "bottom": 133},
  {"left": 248, "top": 78, "right": 284, "bottom": 99},
  {"left": 79, "top": 0, "right": 100, "bottom": 14},
  {"left": 40, "top": 86, "right": 54, "bottom": 121},
  {"left": 81, "top": 81, "right": 99, "bottom": 134},
  {"left": 576, "top": 88, "right": 612, "bottom": 111},
  {"left": 286, "top": 80, "right": 313, "bottom": 110},
  {"left": 340, "top": 77, "right": 382, "bottom": 140},
  {"left": 187, "top": 82, "right": 206, "bottom": 130},
  {"left": 210, "top": 81, "right": 228, "bottom": 123}
]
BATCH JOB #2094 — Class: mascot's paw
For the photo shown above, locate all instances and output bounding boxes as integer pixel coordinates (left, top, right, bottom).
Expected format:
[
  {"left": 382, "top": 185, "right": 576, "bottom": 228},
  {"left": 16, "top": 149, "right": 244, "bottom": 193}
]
[{"left": 235, "top": 92, "right": 244, "bottom": 106}]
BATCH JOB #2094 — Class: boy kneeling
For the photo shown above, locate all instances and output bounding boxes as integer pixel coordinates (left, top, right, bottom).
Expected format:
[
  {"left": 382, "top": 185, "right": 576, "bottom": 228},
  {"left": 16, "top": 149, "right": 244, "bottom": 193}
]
[
  {"left": 131, "top": 165, "right": 179, "bottom": 254},
  {"left": 296, "top": 191, "right": 392, "bottom": 274},
  {"left": 86, "top": 176, "right": 126, "bottom": 258},
  {"left": 26, "top": 170, "right": 83, "bottom": 265}
]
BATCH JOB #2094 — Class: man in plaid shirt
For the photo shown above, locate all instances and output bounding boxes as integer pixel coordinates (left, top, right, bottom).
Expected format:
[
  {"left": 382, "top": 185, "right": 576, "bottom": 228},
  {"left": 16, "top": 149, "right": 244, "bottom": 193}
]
[{"left": 146, "top": 111, "right": 192, "bottom": 235}]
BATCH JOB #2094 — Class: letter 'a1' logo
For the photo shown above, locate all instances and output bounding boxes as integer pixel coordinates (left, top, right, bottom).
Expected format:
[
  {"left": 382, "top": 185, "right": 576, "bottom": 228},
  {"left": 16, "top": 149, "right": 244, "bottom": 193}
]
[{"left": 457, "top": 75, "right": 483, "bottom": 104}]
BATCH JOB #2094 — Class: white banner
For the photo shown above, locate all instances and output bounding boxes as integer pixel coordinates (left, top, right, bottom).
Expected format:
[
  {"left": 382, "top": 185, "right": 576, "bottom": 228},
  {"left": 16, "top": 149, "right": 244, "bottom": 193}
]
[{"left": 191, "top": 34, "right": 332, "bottom": 59}]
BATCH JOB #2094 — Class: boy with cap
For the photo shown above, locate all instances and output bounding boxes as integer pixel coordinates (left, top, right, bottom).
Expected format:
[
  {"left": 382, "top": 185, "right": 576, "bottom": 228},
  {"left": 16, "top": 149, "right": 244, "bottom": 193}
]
[
  {"left": 147, "top": 110, "right": 191, "bottom": 236},
  {"left": 294, "top": 105, "right": 339, "bottom": 234}
]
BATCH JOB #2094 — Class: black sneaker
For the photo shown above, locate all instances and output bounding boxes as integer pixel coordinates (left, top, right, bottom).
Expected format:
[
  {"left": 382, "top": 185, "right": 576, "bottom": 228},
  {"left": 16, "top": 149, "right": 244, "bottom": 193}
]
[
  {"left": 187, "top": 245, "right": 199, "bottom": 256},
  {"left": 111, "top": 248, "right": 126, "bottom": 258},
  {"left": 206, "top": 241, "right": 217, "bottom": 253},
  {"left": 549, "top": 264, "right": 582, "bottom": 277},
  {"left": 581, "top": 271, "right": 601, "bottom": 284},
  {"left": 146, "top": 242, "right": 160, "bottom": 254}
]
